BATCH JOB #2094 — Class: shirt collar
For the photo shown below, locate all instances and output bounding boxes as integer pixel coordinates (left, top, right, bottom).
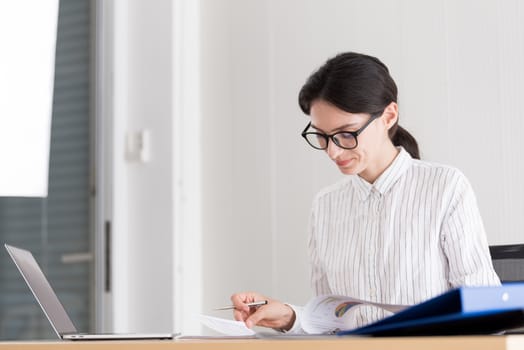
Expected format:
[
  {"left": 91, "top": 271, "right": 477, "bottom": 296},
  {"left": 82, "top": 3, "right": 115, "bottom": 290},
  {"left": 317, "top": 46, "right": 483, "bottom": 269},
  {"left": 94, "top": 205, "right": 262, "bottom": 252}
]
[{"left": 352, "top": 147, "right": 413, "bottom": 201}]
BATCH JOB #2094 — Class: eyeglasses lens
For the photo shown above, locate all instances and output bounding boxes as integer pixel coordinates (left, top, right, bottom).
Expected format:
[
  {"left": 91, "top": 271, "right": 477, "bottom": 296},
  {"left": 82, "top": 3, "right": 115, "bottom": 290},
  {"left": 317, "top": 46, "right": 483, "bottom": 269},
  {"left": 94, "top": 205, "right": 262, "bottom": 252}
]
[
  {"left": 304, "top": 134, "right": 327, "bottom": 149},
  {"left": 333, "top": 133, "right": 357, "bottom": 149}
]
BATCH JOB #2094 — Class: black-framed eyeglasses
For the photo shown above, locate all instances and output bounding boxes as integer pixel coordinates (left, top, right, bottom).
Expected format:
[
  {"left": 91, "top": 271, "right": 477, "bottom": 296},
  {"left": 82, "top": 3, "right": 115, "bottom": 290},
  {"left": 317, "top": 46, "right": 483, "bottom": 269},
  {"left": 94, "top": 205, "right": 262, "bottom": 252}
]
[{"left": 301, "top": 113, "right": 381, "bottom": 150}]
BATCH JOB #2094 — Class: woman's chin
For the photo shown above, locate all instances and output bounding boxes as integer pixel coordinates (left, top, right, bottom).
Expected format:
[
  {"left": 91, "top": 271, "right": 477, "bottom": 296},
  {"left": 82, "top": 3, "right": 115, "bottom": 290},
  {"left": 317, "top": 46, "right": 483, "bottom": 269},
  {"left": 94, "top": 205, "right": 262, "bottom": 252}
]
[{"left": 337, "top": 166, "right": 359, "bottom": 175}]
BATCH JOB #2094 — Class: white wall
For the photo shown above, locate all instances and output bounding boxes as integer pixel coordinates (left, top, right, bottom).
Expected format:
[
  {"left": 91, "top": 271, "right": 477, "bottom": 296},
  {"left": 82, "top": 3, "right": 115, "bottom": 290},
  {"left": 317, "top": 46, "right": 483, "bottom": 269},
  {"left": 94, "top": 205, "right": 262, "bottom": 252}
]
[{"left": 105, "top": 0, "right": 524, "bottom": 334}]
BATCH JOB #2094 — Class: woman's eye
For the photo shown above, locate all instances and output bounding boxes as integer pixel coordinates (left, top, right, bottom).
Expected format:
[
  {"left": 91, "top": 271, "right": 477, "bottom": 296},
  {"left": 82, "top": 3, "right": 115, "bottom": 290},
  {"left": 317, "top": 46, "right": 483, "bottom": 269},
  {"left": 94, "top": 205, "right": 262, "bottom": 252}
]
[{"left": 338, "top": 132, "right": 354, "bottom": 140}]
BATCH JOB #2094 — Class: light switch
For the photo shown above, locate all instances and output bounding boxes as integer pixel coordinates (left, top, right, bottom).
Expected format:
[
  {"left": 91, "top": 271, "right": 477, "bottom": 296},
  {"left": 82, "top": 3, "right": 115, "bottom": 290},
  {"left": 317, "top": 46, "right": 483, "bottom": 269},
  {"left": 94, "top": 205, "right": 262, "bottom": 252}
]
[{"left": 125, "top": 129, "right": 151, "bottom": 163}]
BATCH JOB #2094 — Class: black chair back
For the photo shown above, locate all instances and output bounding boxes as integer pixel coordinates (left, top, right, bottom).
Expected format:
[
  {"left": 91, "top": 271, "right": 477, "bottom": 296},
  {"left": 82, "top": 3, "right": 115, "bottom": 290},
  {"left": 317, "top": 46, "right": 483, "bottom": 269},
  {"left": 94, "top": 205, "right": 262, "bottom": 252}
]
[{"left": 489, "top": 244, "right": 524, "bottom": 283}]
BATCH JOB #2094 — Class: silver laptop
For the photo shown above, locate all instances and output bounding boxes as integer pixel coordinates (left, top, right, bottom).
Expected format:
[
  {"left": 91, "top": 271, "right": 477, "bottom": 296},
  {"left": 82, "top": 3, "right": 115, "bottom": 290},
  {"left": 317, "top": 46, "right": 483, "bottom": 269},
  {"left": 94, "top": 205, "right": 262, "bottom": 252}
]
[{"left": 4, "top": 244, "right": 174, "bottom": 340}]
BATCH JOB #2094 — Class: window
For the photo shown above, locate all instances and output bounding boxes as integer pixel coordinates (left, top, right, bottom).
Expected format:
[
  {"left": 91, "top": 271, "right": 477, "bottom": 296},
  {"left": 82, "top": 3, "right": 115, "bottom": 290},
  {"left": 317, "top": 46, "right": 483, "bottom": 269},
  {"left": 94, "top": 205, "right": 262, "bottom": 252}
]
[{"left": 0, "top": 0, "right": 93, "bottom": 340}]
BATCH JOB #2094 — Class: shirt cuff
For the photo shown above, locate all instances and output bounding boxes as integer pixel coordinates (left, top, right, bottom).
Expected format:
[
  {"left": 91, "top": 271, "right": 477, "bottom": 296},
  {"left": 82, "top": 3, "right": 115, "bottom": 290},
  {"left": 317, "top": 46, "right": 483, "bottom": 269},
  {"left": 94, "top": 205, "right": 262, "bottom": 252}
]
[{"left": 279, "top": 304, "right": 305, "bottom": 334}]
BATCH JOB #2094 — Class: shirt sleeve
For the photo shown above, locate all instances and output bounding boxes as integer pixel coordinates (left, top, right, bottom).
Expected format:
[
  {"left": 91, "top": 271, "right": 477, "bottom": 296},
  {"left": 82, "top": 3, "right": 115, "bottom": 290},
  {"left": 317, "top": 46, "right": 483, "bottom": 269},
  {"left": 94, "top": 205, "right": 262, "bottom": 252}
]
[
  {"left": 440, "top": 172, "right": 501, "bottom": 287},
  {"left": 279, "top": 304, "right": 305, "bottom": 334}
]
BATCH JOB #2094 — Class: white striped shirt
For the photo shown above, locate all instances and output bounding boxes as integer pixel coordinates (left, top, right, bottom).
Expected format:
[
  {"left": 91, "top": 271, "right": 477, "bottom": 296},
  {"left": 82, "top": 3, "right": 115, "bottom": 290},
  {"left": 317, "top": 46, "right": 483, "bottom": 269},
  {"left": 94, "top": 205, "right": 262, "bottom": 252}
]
[{"left": 289, "top": 147, "right": 500, "bottom": 333}]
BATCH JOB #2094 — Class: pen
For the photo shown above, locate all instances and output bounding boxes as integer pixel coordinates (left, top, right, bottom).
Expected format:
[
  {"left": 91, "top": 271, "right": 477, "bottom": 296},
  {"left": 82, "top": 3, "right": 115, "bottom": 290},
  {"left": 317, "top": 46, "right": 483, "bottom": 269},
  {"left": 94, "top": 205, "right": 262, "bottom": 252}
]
[{"left": 214, "top": 300, "right": 268, "bottom": 311}]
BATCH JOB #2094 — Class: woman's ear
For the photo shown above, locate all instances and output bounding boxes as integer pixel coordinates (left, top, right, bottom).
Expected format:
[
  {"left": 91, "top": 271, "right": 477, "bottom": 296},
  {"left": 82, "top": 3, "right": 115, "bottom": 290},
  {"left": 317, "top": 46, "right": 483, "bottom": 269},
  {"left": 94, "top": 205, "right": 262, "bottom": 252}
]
[{"left": 382, "top": 102, "right": 399, "bottom": 130}]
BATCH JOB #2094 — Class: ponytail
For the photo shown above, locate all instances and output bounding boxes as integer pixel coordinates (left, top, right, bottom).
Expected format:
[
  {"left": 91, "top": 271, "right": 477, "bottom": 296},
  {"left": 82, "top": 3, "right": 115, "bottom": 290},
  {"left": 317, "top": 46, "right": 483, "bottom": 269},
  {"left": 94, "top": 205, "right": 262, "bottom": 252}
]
[{"left": 390, "top": 125, "right": 420, "bottom": 159}]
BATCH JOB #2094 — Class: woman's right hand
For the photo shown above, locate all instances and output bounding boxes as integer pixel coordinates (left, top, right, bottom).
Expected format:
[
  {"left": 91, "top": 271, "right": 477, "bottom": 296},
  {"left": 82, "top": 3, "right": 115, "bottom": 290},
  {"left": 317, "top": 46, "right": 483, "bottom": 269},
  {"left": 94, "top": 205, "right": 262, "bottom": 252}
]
[{"left": 230, "top": 291, "right": 296, "bottom": 331}]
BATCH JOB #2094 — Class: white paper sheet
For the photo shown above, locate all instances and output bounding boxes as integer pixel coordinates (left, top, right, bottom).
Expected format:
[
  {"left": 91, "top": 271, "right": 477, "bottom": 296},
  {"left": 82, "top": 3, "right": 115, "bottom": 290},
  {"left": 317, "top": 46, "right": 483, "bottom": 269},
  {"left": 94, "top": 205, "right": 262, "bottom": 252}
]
[{"left": 197, "top": 314, "right": 256, "bottom": 336}]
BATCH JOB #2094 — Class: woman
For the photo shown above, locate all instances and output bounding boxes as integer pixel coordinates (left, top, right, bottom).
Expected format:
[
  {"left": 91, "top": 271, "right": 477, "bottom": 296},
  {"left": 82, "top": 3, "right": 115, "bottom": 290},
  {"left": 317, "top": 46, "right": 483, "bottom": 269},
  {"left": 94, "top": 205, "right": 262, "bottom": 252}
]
[{"left": 231, "top": 52, "right": 500, "bottom": 333}]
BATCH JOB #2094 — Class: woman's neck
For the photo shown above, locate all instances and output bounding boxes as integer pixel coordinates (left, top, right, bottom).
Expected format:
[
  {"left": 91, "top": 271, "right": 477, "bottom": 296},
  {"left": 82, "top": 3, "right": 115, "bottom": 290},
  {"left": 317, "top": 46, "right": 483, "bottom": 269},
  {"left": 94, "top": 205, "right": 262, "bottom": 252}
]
[{"left": 359, "top": 143, "right": 400, "bottom": 184}]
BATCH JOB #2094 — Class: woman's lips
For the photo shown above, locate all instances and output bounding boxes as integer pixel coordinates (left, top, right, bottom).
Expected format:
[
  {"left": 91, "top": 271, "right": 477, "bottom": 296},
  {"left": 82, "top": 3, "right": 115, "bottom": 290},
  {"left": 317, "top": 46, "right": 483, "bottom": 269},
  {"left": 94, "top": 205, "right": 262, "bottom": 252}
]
[{"left": 336, "top": 159, "right": 353, "bottom": 167}]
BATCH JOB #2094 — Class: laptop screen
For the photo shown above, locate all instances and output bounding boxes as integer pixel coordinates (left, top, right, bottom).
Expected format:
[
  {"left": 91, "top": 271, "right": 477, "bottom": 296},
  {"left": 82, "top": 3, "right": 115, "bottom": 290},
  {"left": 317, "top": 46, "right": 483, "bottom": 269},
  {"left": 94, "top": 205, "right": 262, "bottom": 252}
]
[{"left": 5, "top": 244, "right": 77, "bottom": 337}]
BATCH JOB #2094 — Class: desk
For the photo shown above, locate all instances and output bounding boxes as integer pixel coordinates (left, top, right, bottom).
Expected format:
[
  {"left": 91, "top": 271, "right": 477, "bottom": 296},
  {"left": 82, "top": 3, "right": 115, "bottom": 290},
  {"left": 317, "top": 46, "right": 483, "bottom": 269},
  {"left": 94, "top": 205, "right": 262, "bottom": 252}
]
[{"left": 1, "top": 335, "right": 524, "bottom": 350}]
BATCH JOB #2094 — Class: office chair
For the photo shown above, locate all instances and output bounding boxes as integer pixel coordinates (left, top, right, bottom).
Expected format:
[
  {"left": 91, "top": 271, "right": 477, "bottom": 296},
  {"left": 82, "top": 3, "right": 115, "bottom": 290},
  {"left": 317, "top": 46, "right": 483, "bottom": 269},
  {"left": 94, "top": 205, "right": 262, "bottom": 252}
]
[
  {"left": 489, "top": 244, "right": 524, "bottom": 334},
  {"left": 489, "top": 244, "right": 524, "bottom": 283}
]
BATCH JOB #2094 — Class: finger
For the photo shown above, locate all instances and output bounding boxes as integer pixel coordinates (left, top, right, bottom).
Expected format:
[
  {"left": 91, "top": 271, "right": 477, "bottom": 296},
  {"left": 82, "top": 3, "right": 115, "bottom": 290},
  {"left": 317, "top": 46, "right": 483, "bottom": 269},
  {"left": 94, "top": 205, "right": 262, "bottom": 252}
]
[
  {"left": 232, "top": 308, "right": 250, "bottom": 321},
  {"left": 231, "top": 292, "right": 258, "bottom": 303},
  {"left": 232, "top": 309, "right": 241, "bottom": 321},
  {"left": 232, "top": 301, "right": 250, "bottom": 314},
  {"left": 245, "top": 308, "right": 266, "bottom": 329},
  {"left": 230, "top": 293, "right": 249, "bottom": 307},
  {"left": 230, "top": 293, "right": 244, "bottom": 304},
  {"left": 231, "top": 293, "right": 259, "bottom": 313}
]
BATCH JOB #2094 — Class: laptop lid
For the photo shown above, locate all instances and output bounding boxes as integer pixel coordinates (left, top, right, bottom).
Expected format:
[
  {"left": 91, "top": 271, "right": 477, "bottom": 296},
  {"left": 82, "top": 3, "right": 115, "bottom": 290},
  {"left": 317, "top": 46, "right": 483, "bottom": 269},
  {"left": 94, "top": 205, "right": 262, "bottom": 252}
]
[
  {"left": 5, "top": 244, "right": 175, "bottom": 341},
  {"left": 4, "top": 244, "right": 77, "bottom": 338}
]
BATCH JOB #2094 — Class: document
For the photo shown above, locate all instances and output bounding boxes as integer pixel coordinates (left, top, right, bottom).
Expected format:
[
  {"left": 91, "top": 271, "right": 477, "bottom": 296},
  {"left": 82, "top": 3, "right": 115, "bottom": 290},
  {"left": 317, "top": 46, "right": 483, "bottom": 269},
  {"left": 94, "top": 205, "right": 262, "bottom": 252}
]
[
  {"left": 198, "top": 295, "right": 406, "bottom": 336},
  {"left": 301, "top": 294, "right": 407, "bottom": 334}
]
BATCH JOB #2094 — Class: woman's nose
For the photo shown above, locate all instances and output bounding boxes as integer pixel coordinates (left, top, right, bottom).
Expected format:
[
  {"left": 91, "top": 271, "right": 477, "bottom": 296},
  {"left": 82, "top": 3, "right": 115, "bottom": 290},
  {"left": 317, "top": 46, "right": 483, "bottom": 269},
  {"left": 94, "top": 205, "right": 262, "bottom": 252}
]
[{"left": 326, "top": 139, "right": 343, "bottom": 160}]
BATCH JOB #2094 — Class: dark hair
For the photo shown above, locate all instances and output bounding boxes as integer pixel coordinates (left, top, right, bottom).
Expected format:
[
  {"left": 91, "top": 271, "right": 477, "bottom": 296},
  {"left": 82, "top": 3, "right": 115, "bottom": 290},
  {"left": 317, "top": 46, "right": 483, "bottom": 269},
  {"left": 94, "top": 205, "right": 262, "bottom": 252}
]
[{"left": 298, "top": 52, "right": 420, "bottom": 159}]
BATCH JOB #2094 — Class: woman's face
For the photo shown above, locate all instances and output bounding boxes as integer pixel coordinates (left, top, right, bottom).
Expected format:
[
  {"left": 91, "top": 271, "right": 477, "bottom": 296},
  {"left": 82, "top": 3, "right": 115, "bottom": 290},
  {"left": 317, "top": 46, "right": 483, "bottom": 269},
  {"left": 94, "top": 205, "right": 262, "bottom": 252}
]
[{"left": 309, "top": 99, "right": 395, "bottom": 180}]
